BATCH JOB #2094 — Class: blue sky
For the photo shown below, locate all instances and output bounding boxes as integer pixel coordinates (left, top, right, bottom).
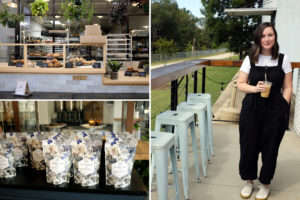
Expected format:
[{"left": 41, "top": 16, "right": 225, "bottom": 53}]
[{"left": 176, "top": 0, "right": 204, "bottom": 18}]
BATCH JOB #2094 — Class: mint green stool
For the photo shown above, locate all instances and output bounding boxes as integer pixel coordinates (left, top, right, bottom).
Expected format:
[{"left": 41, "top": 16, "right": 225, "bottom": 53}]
[
  {"left": 151, "top": 131, "right": 181, "bottom": 200},
  {"left": 177, "top": 102, "right": 211, "bottom": 178},
  {"left": 155, "top": 110, "right": 201, "bottom": 200},
  {"left": 188, "top": 93, "right": 214, "bottom": 156}
]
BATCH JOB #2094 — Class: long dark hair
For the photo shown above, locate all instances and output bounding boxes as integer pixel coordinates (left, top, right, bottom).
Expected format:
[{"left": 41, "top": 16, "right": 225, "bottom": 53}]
[{"left": 249, "top": 22, "right": 279, "bottom": 63}]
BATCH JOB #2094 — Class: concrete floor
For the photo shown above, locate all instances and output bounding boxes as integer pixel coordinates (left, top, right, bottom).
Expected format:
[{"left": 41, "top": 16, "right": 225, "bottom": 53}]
[{"left": 150, "top": 123, "right": 300, "bottom": 200}]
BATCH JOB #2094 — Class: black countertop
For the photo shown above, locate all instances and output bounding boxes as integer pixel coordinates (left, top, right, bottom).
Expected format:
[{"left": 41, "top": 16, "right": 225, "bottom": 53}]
[{"left": 0, "top": 145, "right": 148, "bottom": 197}]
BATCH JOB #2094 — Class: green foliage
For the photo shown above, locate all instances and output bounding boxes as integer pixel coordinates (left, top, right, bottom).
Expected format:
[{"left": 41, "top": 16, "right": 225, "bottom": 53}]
[
  {"left": 212, "top": 42, "right": 218, "bottom": 49},
  {"left": 110, "top": 1, "right": 128, "bottom": 27},
  {"left": 153, "top": 37, "right": 178, "bottom": 54},
  {"left": 133, "top": 122, "right": 141, "bottom": 130},
  {"left": 0, "top": 4, "right": 25, "bottom": 27},
  {"left": 151, "top": 0, "right": 202, "bottom": 52},
  {"left": 60, "top": 0, "right": 95, "bottom": 23},
  {"left": 106, "top": 60, "right": 124, "bottom": 72},
  {"left": 141, "top": 128, "right": 149, "bottom": 142},
  {"left": 30, "top": 0, "right": 49, "bottom": 18},
  {"left": 133, "top": 160, "right": 149, "bottom": 190},
  {"left": 200, "top": 0, "right": 261, "bottom": 59}
]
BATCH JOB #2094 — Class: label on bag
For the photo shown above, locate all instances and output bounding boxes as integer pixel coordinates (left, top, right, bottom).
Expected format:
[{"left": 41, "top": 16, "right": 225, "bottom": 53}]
[
  {"left": 14, "top": 148, "right": 23, "bottom": 161},
  {"left": 50, "top": 157, "right": 65, "bottom": 174},
  {"left": 33, "top": 149, "right": 44, "bottom": 163},
  {"left": 112, "top": 161, "right": 128, "bottom": 178},
  {"left": 78, "top": 158, "right": 94, "bottom": 176},
  {"left": 0, "top": 155, "right": 9, "bottom": 170}
]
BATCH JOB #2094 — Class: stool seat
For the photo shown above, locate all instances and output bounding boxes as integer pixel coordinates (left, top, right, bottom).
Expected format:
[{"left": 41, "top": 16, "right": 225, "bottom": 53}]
[
  {"left": 151, "top": 131, "right": 175, "bottom": 150},
  {"left": 188, "top": 93, "right": 211, "bottom": 101},
  {"left": 177, "top": 102, "right": 207, "bottom": 112},
  {"left": 156, "top": 110, "right": 194, "bottom": 124},
  {"left": 151, "top": 131, "right": 181, "bottom": 200}
]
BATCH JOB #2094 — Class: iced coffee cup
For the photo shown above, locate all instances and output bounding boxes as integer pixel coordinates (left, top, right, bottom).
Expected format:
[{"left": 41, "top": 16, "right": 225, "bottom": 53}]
[{"left": 261, "top": 81, "right": 272, "bottom": 98}]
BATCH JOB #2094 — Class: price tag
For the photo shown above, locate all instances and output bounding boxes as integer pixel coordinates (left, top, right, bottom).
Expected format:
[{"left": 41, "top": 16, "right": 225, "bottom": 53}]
[
  {"left": 42, "top": 63, "right": 48, "bottom": 68},
  {"left": 76, "top": 62, "right": 82, "bottom": 66},
  {"left": 16, "top": 62, "right": 23, "bottom": 68},
  {"left": 36, "top": 61, "right": 43, "bottom": 66},
  {"left": 138, "top": 72, "right": 146, "bottom": 77},
  {"left": 92, "top": 63, "right": 101, "bottom": 68},
  {"left": 66, "top": 62, "right": 73, "bottom": 68},
  {"left": 15, "top": 81, "right": 30, "bottom": 95},
  {"left": 0, "top": 102, "right": 3, "bottom": 112},
  {"left": 124, "top": 71, "right": 132, "bottom": 77},
  {"left": 8, "top": 61, "right": 15, "bottom": 66}
]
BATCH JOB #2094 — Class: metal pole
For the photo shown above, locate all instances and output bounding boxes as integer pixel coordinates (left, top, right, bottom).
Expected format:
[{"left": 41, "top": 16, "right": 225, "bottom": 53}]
[
  {"left": 202, "top": 67, "right": 206, "bottom": 93},
  {"left": 185, "top": 75, "right": 188, "bottom": 101},
  {"left": 171, "top": 80, "right": 178, "bottom": 111},
  {"left": 194, "top": 70, "right": 198, "bottom": 93}
]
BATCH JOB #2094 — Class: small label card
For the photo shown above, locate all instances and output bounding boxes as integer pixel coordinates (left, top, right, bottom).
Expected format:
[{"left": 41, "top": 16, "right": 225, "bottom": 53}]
[
  {"left": 15, "top": 81, "right": 30, "bottom": 95},
  {"left": 8, "top": 61, "right": 15, "bottom": 66},
  {"left": 92, "top": 63, "right": 101, "bottom": 68},
  {"left": 76, "top": 62, "right": 82, "bottom": 66},
  {"left": 66, "top": 62, "right": 73, "bottom": 68},
  {"left": 36, "top": 61, "right": 43, "bottom": 66},
  {"left": 138, "top": 72, "right": 146, "bottom": 77},
  {"left": 42, "top": 63, "right": 48, "bottom": 68},
  {"left": 124, "top": 71, "right": 132, "bottom": 77},
  {"left": 16, "top": 62, "right": 23, "bottom": 68}
]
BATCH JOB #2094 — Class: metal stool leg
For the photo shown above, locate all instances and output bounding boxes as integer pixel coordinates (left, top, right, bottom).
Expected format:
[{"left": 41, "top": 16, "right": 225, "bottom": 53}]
[
  {"left": 150, "top": 151, "right": 155, "bottom": 185},
  {"left": 154, "top": 148, "right": 169, "bottom": 200},
  {"left": 205, "top": 113, "right": 211, "bottom": 164},
  {"left": 206, "top": 99, "right": 214, "bottom": 156},
  {"left": 170, "top": 144, "right": 181, "bottom": 200},
  {"left": 178, "top": 123, "right": 190, "bottom": 200},
  {"left": 189, "top": 121, "right": 201, "bottom": 182},
  {"left": 197, "top": 111, "right": 208, "bottom": 178}
]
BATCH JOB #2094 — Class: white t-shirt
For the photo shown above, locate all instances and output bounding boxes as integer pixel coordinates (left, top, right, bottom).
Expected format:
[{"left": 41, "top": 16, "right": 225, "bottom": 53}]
[{"left": 240, "top": 54, "right": 292, "bottom": 74}]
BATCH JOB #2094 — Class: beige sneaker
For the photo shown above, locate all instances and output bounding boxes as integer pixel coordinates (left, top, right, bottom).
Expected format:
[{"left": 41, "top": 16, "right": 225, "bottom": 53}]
[
  {"left": 255, "top": 185, "right": 270, "bottom": 200},
  {"left": 240, "top": 182, "right": 253, "bottom": 199}
]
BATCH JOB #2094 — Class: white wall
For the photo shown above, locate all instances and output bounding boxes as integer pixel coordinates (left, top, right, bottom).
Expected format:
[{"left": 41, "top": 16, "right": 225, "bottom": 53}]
[
  {"left": 103, "top": 101, "right": 114, "bottom": 124},
  {"left": 38, "top": 101, "right": 55, "bottom": 124},
  {"left": 113, "top": 101, "right": 123, "bottom": 132}
]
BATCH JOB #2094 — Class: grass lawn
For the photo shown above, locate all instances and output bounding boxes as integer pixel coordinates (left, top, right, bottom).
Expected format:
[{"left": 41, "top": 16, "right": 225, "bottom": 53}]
[
  {"left": 151, "top": 51, "right": 230, "bottom": 66},
  {"left": 151, "top": 65, "right": 240, "bottom": 131}
]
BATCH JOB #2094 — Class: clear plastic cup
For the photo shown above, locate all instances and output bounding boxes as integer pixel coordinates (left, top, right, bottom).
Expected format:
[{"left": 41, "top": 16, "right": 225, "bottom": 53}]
[{"left": 261, "top": 81, "right": 272, "bottom": 98}]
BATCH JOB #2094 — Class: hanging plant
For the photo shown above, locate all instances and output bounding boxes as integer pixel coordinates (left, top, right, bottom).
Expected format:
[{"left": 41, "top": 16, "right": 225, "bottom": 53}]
[
  {"left": 109, "top": 1, "right": 128, "bottom": 27},
  {"left": 30, "top": 0, "right": 49, "bottom": 18},
  {"left": 60, "top": 0, "right": 95, "bottom": 23},
  {"left": 0, "top": 4, "right": 25, "bottom": 28}
]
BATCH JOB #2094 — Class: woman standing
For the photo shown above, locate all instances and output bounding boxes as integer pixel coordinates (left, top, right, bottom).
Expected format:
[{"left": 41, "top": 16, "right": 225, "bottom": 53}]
[{"left": 237, "top": 22, "right": 293, "bottom": 200}]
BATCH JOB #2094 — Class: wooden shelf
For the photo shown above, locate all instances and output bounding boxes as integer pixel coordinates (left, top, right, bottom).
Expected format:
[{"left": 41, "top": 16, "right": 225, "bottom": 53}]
[{"left": 103, "top": 72, "right": 149, "bottom": 85}]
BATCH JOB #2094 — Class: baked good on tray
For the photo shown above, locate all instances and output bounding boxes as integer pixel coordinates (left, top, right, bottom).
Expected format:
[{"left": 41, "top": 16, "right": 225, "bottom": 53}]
[
  {"left": 47, "top": 53, "right": 53, "bottom": 57},
  {"left": 48, "top": 63, "right": 53, "bottom": 67},
  {"left": 51, "top": 58, "right": 58, "bottom": 63},
  {"left": 127, "top": 67, "right": 133, "bottom": 72},
  {"left": 53, "top": 53, "right": 60, "bottom": 57}
]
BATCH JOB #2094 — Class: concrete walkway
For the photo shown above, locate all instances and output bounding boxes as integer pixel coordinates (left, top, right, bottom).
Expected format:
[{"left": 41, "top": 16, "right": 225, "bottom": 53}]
[
  {"left": 151, "top": 52, "right": 235, "bottom": 69},
  {"left": 151, "top": 123, "right": 300, "bottom": 200}
]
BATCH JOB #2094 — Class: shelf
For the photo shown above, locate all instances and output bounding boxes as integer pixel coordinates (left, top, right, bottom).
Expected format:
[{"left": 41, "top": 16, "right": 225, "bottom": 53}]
[
  {"left": 107, "top": 53, "right": 131, "bottom": 55},
  {"left": 107, "top": 44, "right": 131, "bottom": 46},
  {"left": 107, "top": 48, "right": 131, "bottom": 50},
  {"left": 103, "top": 71, "right": 149, "bottom": 85},
  {"left": 107, "top": 39, "right": 131, "bottom": 41}
]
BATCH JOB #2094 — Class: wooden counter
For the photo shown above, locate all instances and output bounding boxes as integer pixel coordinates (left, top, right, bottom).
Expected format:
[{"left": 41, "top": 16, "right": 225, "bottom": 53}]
[
  {"left": 103, "top": 136, "right": 149, "bottom": 160},
  {"left": 103, "top": 72, "right": 149, "bottom": 85}
]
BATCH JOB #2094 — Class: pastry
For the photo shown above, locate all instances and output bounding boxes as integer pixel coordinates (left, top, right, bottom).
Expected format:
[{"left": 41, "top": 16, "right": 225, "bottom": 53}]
[
  {"left": 127, "top": 67, "right": 134, "bottom": 72},
  {"left": 75, "top": 57, "right": 80, "bottom": 62},
  {"left": 34, "top": 53, "right": 42, "bottom": 56},
  {"left": 54, "top": 62, "right": 61, "bottom": 67},
  {"left": 52, "top": 58, "right": 58, "bottom": 63},
  {"left": 48, "top": 63, "right": 53, "bottom": 67},
  {"left": 60, "top": 53, "right": 64, "bottom": 57},
  {"left": 37, "top": 40, "right": 41, "bottom": 43},
  {"left": 45, "top": 59, "right": 51, "bottom": 64},
  {"left": 42, "top": 52, "right": 47, "bottom": 56},
  {"left": 87, "top": 61, "right": 92, "bottom": 65},
  {"left": 27, "top": 61, "right": 33, "bottom": 67},
  {"left": 53, "top": 53, "right": 60, "bottom": 57},
  {"left": 47, "top": 53, "right": 53, "bottom": 57},
  {"left": 21, "top": 59, "right": 24, "bottom": 64},
  {"left": 29, "top": 53, "right": 35, "bottom": 56},
  {"left": 70, "top": 58, "right": 74, "bottom": 62},
  {"left": 82, "top": 61, "right": 87, "bottom": 65},
  {"left": 91, "top": 60, "right": 96, "bottom": 64}
]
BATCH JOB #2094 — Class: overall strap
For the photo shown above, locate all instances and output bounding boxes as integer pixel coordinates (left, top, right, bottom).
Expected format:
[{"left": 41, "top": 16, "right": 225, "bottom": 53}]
[
  {"left": 250, "top": 58, "right": 255, "bottom": 68},
  {"left": 278, "top": 53, "right": 284, "bottom": 67}
]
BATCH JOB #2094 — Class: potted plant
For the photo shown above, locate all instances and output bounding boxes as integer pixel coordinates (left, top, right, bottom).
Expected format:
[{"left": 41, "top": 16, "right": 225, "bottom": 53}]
[
  {"left": 30, "top": 0, "right": 49, "bottom": 18},
  {"left": 142, "top": 3, "right": 149, "bottom": 13},
  {"left": 106, "top": 60, "right": 124, "bottom": 80},
  {"left": 0, "top": 4, "right": 25, "bottom": 28},
  {"left": 60, "top": 0, "right": 94, "bottom": 23},
  {"left": 143, "top": 63, "right": 149, "bottom": 74},
  {"left": 109, "top": 1, "right": 128, "bottom": 27},
  {"left": 133, "top": 122, "right": 141, "bottom": 139}
]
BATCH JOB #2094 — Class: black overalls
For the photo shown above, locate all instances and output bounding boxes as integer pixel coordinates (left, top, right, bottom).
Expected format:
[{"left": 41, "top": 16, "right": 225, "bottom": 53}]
[{"left": 239, "top": 53, "right": 289, "bottom": 185}]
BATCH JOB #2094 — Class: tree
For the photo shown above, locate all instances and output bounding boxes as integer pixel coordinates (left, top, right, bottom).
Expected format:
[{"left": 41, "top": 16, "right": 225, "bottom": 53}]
[{"left": 201, "top": 0, "right": 261, "bottom": 60}]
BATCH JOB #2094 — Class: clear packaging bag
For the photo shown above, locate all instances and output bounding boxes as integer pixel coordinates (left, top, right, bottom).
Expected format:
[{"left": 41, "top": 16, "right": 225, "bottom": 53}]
[
  {"left": 42, "top": 137, "right": 72, "bottom": 185},
  {"left": 0, "top": 138, "right": 16, "bottom": 178},
  {"left": 72, "top": 134, "right": 102, "bottom": 186},
  {"left": 105, "top": 132, "right": 138, "bottom": 188},
  {"left": 26, "top": 133, "right": 49, "bottom": 170},
  {"left": 6, "top": 132, "right": 28, "bottom": 167}
]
